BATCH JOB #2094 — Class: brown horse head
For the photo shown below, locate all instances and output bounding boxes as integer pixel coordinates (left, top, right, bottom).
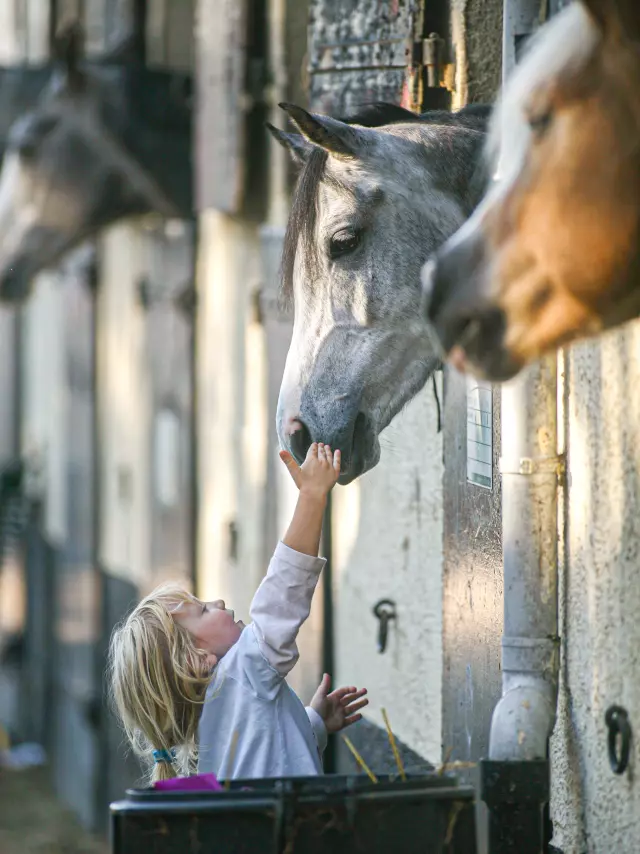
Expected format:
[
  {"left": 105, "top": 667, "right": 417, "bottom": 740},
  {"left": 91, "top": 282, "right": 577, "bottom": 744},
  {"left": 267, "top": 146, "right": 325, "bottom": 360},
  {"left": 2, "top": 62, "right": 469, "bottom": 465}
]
[{"left": 422, "top": 0, "right": 640, "bottom": 381}]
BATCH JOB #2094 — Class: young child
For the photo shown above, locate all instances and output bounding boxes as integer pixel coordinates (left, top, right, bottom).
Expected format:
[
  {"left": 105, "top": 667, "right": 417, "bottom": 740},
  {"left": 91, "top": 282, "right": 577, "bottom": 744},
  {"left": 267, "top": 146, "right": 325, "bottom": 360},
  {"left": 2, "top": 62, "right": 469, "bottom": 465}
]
[{"left": 109, "top": 442, "right": 368, "bottom": 783}]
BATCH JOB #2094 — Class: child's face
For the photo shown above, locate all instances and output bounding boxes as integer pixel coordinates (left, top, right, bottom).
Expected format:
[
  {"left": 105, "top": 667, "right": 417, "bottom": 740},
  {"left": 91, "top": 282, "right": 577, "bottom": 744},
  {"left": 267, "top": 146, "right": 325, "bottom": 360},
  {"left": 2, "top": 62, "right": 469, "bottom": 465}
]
[{"left": 173, "top": 598, "right": 245, "bottom": 665}]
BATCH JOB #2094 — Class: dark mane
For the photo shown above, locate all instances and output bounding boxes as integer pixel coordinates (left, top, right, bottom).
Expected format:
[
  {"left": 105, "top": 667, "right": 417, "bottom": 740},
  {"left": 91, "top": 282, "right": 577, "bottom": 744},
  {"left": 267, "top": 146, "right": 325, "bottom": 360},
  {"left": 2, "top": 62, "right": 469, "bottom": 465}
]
[{"left": 280, "top": 102, "right": 491, "bottom": 305}]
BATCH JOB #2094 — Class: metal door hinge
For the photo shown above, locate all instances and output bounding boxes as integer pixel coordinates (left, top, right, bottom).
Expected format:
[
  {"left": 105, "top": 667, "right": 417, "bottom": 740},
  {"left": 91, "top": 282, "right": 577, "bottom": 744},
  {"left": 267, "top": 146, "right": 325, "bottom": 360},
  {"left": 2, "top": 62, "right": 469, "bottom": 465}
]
[{"left": 413, "top": 33, "right": 454, "bottom": 89}]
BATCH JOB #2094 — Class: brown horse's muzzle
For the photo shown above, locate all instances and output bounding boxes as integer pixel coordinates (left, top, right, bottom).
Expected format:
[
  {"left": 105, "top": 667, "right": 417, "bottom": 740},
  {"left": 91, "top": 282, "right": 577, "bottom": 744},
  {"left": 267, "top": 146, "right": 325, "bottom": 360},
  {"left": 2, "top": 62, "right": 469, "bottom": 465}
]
[{"left": 421, "top": 232, "right": 522, "bottom": 381}]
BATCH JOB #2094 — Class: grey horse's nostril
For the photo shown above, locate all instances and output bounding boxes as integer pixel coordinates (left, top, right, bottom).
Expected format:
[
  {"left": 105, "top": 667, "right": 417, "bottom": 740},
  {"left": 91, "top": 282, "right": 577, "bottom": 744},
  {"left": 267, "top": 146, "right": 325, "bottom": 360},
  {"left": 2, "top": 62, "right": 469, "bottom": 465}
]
[
  {"left": 346, "top": 412, "right": 369, "bottom": 477},
  {"left": 289, "top": 419, "right": 312, "bottom": 464},
  {"left": 292, "top": 408, "right": 371, "bottom": 479},
  {"left": 352, "top": 413, "right": 367, "bottom": 451}
]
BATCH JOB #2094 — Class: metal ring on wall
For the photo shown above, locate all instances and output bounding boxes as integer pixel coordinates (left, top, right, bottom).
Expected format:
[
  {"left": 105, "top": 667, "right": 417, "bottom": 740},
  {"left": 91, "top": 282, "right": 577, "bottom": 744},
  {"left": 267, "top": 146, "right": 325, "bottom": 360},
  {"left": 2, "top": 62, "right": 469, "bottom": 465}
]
[{"left": 605, "top": 705, "right": 631, "bottom": 775}]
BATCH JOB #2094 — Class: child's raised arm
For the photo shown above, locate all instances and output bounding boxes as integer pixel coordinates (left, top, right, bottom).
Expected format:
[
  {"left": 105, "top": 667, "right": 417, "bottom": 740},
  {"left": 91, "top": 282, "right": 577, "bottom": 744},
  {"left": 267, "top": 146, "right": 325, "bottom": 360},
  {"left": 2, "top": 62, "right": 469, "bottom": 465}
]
[
  {"left": 248, "top": 443, "right": 340, "bottom": 680},
  {"left": 279, "top": 443, "right": 341, "bottom": 557}
]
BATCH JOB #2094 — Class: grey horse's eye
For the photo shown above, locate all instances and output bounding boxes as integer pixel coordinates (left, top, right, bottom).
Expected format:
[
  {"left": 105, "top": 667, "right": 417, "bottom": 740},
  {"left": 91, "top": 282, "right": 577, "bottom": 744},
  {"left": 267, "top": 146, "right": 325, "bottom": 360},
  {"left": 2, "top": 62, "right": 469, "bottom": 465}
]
[
  {"left": 329, "top": 228, "right": 363, "bottom": 260},
  {"left": 528, "top": 109, "right": 553, "bottom": 139}
]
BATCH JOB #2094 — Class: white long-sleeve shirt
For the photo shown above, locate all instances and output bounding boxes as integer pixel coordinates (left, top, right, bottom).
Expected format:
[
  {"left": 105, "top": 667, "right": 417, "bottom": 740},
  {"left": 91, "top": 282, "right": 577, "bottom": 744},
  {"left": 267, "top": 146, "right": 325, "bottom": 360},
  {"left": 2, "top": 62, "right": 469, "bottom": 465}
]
[{"left": 197, "top": 542, "right": 327, "bottom": 779}]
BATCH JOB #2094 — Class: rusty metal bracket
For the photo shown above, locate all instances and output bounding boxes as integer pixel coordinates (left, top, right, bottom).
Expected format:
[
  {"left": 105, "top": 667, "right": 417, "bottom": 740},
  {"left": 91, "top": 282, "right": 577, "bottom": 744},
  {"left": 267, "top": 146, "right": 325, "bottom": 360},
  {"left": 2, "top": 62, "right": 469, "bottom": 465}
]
[{"left": 499, "top": 453, "right": 566, "bottom": 482}]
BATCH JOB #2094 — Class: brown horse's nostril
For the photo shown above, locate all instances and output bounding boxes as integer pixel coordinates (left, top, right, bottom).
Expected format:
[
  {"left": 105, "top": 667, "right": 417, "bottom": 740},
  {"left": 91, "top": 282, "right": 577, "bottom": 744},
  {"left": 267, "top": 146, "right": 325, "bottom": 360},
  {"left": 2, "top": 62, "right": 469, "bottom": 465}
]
[
  {"left": 289, "top": 419, "right": 312, "bottom": 464},
  {"left": 452, "top": 306, "right": 508, "bottom": 369},
  {"left": 450, "top": 314, "right": 482, "bottom": 354},
  {"left": 423, "top": 231, "right": 489, "bottom": 337}
]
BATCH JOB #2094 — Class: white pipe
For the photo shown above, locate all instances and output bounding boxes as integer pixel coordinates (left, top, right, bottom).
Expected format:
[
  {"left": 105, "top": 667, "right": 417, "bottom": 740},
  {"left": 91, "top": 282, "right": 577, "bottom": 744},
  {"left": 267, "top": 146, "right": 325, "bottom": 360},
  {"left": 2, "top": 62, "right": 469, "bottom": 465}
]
[{"left": 488, "top": 0, "right": 561, "bottom": 764}]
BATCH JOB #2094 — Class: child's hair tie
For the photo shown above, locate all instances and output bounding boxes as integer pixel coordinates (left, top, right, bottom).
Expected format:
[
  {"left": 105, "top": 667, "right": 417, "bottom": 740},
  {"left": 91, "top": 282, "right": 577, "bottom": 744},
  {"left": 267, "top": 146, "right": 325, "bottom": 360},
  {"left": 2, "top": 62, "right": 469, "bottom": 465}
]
[{"left": 153, "top": 748, "right": 176, "bottom": 764}]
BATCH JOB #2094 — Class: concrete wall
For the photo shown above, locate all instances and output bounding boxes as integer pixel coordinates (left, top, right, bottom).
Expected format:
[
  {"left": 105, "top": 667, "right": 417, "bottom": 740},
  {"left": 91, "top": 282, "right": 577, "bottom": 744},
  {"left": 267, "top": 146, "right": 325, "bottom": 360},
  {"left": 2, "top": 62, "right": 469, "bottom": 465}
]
[
  {"left": 333, "top": 381, "right": 444, "bottom": 766},
  {"left": 549, "top": 324, "right": 640, "bottom": 853},
  {"left": 96, "top": 224, "right": 151, "bottom": 586},
  {"left": 450, "top": 0, "right": 503, "bottom": 108},
  {"left": 196, "top": 210, "right": 263, "bottom": 617},
  {"left": 21, "top": 275, "right": 68, "bottom": 547}
]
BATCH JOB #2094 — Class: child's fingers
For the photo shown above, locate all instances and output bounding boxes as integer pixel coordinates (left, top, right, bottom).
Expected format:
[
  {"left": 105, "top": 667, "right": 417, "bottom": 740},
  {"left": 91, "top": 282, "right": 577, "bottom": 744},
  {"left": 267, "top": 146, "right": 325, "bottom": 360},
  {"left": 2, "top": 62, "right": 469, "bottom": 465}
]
[
  {"left": 330, "top": 686, "right": 358, "bottom": 702},
  {"left": 279, "top": 449, "right": 295, "bottom": 468},
  {"left": 279, "top": 449, "right": 302, "bottom": 486},
  {"left": 333, "top": 448, "right": 341, "bottom": 474},
  {"left": 343, "top": 698, "right": 369, "bottom": 716},
  {"left": 331, "top": 687, "right": 366, "bottom": 704},
  {"left": 316, "top": 672, "right": 330, "bottom": 696},
  {"left": 343, "top": 713, "right": 363, "bottom": 727},
  {"left": 317, "top": 442, "right": 326, "bottom": 460},
  {"left": 305, "top": 442, "right": 319, "bottom": 461}
]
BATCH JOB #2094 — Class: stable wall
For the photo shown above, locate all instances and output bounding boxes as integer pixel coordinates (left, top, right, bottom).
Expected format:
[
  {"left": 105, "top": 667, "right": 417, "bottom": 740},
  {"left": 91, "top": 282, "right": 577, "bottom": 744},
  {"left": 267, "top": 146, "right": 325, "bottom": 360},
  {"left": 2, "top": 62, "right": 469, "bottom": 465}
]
[
  {"left": 97, "top": 224, "right": 151, "bottom": 586},
  {"left": 332, "top": 381, "right": 444, "bottom": 768},
  {"left": 195, "top": 210, "right": 264, "bottom": 618},
  {"left": 550, "top": 324, "right": 640, "bottom": 853}
]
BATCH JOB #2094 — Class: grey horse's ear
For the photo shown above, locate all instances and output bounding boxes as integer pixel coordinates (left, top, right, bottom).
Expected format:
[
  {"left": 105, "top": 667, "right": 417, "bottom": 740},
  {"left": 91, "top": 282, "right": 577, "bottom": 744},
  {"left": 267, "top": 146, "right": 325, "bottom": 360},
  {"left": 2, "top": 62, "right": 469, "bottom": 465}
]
[
  {"left": 279, "top": 103, "right": 368, "bottom": 158},
  {"left": 54, "top": 19, "right": 85, "bottom": 90},
  {"left": 266, "top": 123, "right": 313, "bottom": 167}
]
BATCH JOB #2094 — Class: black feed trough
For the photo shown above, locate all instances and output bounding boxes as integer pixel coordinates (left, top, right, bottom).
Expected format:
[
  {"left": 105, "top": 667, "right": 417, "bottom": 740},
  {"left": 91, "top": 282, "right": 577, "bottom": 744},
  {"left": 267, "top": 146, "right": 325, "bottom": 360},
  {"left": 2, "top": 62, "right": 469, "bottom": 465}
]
[{"left": 110, "top": 772, "right": 477, "bottom": 854}]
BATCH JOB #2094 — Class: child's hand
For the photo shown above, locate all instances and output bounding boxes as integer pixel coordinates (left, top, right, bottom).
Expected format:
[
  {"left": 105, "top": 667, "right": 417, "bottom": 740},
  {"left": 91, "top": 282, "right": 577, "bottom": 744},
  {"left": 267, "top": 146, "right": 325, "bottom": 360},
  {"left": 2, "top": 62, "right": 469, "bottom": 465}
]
[
  {"left": 279, "top": 443, "right": 341, "bottom": 498},
  {"left": 310, "top": 673, "right": 368, "bottom": 735}
]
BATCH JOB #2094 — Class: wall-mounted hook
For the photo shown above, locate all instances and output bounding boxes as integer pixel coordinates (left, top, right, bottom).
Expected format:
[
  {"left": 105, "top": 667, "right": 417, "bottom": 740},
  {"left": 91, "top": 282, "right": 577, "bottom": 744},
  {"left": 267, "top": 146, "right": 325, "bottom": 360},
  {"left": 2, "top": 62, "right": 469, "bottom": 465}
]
[
  {"left": 372, "top": 599, "right": 397, "bottom": 654},
  {"left": 605, "top": 705, "right": 632, "bottom": 775}
]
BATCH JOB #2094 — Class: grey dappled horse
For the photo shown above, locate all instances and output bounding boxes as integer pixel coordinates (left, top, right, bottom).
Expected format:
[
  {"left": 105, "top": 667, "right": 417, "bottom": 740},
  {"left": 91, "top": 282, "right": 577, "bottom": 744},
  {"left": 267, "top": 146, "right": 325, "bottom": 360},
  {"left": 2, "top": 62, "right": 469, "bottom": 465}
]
[
  {"left": 0, "top": 26, "right": 192, "bottom": 301},
  {"left": 270, "top": 102, "right": 490, "bottom": 483}
]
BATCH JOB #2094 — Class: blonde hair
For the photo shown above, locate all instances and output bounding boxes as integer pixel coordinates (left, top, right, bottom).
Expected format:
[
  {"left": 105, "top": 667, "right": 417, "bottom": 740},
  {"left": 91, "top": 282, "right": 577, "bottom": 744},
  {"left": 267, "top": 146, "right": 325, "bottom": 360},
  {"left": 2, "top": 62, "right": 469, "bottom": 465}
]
[{"left": 108, "top": 582, "right": 213, "bottom": 784}]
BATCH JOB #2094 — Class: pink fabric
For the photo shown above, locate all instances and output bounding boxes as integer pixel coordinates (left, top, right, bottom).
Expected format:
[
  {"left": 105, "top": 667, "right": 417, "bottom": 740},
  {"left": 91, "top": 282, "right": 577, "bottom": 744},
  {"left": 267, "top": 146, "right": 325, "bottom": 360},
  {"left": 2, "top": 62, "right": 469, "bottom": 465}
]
[{"left": 154, "top": 773, "right": 222, "bottom": 791}]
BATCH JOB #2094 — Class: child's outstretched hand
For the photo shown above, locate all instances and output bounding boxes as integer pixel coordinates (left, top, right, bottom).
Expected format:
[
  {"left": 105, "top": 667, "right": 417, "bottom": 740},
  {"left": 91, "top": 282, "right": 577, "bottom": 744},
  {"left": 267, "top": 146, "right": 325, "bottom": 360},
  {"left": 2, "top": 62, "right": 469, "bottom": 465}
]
[
  {"left": 280, "top": 442, "right": 341, "bottom": 498},
  {"left": 310, "top": 673, "right": 368, "bottom": 734}
]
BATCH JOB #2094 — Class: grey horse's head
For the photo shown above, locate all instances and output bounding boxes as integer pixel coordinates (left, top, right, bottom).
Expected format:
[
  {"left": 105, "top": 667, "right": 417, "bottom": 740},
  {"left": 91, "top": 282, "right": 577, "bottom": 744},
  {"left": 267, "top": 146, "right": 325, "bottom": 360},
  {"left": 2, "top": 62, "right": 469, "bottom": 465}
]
[
  {"left": 0, "top": 23, "right": 192, "bottom": 301},
  {"left": 270, "top": 102, "right": 489, "bottom": 483}
]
